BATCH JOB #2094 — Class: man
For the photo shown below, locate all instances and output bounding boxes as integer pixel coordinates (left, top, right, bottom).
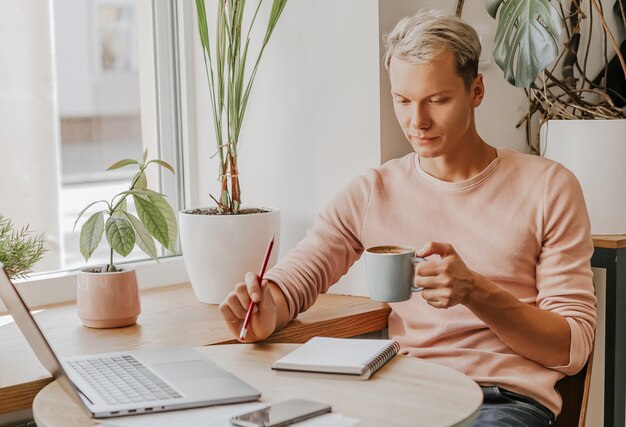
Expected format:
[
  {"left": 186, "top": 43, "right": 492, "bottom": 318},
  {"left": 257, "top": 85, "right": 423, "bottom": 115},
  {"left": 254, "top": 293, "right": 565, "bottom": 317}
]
[{"left": 218, "top": 10, "right": 596, "bottom": 426}]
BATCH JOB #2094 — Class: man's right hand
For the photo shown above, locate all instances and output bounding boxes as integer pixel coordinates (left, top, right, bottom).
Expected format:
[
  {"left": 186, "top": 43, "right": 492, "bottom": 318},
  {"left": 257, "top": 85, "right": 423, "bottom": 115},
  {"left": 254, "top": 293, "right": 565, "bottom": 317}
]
[{"left": 218, "top": 272, "right": 279, "bottom": 342}]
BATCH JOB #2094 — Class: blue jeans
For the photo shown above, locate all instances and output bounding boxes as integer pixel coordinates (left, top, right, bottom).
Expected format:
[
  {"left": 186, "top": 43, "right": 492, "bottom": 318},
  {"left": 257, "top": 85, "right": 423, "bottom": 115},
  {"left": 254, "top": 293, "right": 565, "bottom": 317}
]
[{"left": 472, "top": 386, "right": 555, "bottom": 426}]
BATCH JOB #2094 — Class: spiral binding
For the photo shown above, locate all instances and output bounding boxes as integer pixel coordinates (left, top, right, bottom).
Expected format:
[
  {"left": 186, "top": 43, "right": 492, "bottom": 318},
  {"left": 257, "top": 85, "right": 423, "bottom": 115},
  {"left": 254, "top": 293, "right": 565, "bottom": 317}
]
[{"left": 364, "top": 341, "right": 400, "bottom": 376}]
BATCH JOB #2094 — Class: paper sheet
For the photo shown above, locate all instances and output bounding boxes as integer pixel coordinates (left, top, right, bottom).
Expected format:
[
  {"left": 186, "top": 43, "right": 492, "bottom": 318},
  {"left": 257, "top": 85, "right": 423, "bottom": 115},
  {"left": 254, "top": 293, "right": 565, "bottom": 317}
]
[{"left": 99, "top": 402, "right": 360, "bottom": 427}]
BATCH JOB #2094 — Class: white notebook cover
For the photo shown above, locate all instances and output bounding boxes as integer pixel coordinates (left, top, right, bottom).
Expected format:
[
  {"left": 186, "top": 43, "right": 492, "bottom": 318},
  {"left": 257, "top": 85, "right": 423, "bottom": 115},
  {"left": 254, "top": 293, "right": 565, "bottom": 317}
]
[{"left": 271, "top": 337, "right": 399, "bottom": 379}]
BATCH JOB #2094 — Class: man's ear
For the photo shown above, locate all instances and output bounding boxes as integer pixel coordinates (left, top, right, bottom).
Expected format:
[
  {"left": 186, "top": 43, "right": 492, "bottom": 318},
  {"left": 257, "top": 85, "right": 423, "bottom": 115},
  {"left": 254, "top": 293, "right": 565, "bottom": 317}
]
[{"left": 471, "top": 74, "right": 485, "bottom": 107}]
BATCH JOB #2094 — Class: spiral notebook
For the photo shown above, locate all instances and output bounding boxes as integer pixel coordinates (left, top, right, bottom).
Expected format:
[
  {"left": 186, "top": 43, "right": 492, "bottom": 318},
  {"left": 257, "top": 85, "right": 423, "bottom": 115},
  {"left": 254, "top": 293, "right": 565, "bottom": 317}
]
[{"left": 271, "top": 337, "right": 400, "bottom": 380}]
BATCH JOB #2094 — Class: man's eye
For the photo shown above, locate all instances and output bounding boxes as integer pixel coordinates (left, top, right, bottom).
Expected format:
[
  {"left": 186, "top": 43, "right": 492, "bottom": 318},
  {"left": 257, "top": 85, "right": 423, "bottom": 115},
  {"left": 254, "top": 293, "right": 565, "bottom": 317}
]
[
  {"left": 429, "top": 98, "right": 448, "bottom": 104},
  {"left": 396, "top": 98, "right": 410, "bottom": 105}
]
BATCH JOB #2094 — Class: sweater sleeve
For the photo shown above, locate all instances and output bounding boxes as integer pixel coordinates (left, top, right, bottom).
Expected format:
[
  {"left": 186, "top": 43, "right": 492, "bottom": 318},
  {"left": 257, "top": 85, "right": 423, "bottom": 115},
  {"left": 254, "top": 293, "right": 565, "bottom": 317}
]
[
  {"left": 263, "top": 172, "right": 374, "bottom": 321},
  {"left": 536, "top": 163, "right": 596, "bottom": 375}
]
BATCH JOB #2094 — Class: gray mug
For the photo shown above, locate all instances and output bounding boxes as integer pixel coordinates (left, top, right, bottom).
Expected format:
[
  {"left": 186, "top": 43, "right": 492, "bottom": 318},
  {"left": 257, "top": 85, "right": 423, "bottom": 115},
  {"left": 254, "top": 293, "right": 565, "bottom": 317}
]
[{"left": 364, "top": 245, "right": 426, "bottom": 302}]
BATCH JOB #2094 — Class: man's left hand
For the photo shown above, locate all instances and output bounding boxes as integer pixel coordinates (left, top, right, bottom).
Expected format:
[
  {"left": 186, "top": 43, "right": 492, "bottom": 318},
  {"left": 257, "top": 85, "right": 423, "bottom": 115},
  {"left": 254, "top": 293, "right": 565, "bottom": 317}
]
[{"left": 414, "top": 241, "right": 481, "bottom": 309}]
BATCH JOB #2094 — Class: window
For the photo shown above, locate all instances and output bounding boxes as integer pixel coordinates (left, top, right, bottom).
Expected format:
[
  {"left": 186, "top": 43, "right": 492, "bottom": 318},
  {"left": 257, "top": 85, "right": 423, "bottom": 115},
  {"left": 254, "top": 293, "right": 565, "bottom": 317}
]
[
  {"left": 56, "top": 0, "right": 146, "bottom": 270},
  {"left": 0, "top": 0, "right": 187, "bottom": 307}
]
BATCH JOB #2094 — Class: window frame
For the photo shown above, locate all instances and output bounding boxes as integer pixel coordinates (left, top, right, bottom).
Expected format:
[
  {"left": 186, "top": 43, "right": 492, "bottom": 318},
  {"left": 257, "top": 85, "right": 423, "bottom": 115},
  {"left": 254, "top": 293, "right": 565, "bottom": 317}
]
[{"left": 5, "top": 0, "right": 192, "bottom": 311}]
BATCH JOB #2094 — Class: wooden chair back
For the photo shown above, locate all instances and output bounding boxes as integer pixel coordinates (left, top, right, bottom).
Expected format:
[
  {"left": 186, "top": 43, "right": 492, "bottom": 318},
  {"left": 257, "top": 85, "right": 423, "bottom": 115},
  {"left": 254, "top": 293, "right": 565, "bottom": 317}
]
[{"left": 554, "top": 352, "right": 593, "bottom": 427}]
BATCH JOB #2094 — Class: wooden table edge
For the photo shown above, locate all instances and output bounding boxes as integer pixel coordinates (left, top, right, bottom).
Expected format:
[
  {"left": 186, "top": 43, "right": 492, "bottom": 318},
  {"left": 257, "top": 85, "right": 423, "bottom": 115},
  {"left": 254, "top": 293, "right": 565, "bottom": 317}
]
[{"left": 592, "top": 235, "right": 626, "bottom": 249}]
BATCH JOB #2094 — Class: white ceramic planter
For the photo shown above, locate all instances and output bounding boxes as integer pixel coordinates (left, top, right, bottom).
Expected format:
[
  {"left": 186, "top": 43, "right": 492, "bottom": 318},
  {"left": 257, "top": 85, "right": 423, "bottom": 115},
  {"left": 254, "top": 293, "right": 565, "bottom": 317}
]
[
  {"left": 179, "top": 208, "right": 281, "bottom": 304},
  {"left": 540, "top": 119, "right": 626, "bottom": 234}
]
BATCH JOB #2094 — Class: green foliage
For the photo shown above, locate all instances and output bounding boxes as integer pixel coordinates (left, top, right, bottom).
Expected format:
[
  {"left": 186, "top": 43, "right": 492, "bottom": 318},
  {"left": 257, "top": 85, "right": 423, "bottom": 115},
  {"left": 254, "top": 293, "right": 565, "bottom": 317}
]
[
  {"left": 487, "top": 0, "right": 564, "bottom": 88},
  {"left": 0, "top": 214, "right": 47, "bottom": 279},
  {"left": 196, "top": 0, "right": 288, "bottom": 213},
  {"left": 75, "top": 150, "right": 178, "bottom": 272}
]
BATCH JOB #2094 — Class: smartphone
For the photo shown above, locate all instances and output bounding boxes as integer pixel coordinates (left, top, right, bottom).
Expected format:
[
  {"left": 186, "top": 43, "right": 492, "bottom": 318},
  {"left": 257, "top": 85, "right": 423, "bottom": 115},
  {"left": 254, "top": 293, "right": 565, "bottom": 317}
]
[{"left": 230, "top": 399, "right": 332, "bottom": 427}]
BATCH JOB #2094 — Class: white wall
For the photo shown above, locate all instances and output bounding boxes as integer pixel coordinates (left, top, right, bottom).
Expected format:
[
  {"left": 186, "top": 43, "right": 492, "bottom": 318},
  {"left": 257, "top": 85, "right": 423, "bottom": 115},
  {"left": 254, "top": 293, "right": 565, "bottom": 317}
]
[{"left": 0, "top": 0, "right": 62, "bottom": 272}]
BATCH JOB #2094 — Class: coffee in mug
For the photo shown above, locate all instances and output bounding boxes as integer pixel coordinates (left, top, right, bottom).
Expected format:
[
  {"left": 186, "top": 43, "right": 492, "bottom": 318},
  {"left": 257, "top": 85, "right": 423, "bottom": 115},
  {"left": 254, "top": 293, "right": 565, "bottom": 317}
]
[
  {"left": 364, "top": 245, "right": 425, "bottom": 302},
  {"left": 367, "top": 246, "right": 407, "bottom": 254}
]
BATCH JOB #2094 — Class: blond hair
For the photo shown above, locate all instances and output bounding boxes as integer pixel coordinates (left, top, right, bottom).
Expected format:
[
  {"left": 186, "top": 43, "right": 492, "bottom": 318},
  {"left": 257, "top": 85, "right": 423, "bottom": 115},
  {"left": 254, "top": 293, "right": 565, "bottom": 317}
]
[{"left": 383, "top": 10, "right": 481, "bottom": 89}]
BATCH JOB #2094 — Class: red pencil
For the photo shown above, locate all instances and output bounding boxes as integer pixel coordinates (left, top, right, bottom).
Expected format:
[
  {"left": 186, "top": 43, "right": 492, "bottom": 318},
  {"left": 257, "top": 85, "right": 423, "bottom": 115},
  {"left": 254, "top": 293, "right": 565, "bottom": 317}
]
[{"left": 239, "top": 236, "right": 275, "bottom": 340}]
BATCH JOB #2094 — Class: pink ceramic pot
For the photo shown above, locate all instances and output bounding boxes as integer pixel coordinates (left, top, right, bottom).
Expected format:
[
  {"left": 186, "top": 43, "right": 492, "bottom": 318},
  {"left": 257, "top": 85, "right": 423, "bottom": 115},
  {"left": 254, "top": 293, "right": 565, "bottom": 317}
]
[{"left": 77, "top": 268, "right": 141, "bottom": 328}]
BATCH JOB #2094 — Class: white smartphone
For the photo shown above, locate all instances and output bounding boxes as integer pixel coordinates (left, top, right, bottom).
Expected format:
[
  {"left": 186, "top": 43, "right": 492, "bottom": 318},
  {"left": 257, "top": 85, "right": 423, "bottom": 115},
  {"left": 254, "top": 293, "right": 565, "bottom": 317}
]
[{"left": 230, "top": 399, "right": 332, "bottom": 427}]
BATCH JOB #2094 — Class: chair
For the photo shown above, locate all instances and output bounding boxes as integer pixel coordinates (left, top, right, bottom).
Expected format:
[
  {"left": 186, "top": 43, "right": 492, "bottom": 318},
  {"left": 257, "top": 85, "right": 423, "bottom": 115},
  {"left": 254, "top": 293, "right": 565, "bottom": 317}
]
[{"left": 554, "top": 352, "right": 593, "bottom": 427}]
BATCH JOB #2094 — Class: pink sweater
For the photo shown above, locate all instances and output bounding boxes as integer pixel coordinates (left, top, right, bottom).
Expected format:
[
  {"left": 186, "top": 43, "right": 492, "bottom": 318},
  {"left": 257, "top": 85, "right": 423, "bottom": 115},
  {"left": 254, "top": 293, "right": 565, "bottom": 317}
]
[{"left": 264, "top": 147, "right": 596, "bottom": 415}]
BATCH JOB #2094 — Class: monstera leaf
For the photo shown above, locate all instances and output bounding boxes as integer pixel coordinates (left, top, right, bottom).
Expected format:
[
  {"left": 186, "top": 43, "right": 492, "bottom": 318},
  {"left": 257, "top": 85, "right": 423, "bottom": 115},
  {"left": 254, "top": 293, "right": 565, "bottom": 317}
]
[{"left": 487, "top": 0, "right": 564, "bottom": 88}]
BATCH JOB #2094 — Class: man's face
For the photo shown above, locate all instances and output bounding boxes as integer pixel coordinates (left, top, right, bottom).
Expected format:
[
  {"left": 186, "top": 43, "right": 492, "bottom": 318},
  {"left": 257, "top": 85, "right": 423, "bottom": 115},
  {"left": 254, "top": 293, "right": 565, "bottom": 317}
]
[{"left": 389, "top": 53, "right": 484, "bottom": 159}]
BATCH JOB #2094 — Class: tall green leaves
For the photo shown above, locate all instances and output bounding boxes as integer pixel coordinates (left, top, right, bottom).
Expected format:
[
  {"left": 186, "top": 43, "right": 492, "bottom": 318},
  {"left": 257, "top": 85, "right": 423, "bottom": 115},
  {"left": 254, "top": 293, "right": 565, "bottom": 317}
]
[
  {"left": 196, "top": 0, "right": 288, "bottom": 213},
  {"left": 487, "top": 0, "right": 564, "bottom": 87},
  {"left": 76, "top": 151, "right": 178, "bottom": 270}
]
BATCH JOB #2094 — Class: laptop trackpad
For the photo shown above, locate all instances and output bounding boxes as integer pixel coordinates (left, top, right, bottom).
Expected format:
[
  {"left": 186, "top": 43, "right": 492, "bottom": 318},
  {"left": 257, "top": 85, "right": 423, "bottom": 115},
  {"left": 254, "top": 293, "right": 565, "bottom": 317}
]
[{"left": 153, "top": 360, "right": 226, "bottom": 382}]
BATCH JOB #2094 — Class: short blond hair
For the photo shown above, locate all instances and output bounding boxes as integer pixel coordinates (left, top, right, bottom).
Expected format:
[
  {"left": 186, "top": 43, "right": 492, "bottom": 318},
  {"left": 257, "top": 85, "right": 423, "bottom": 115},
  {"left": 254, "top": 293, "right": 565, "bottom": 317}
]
[{"left": 383, "top": 10, "right": 481, "bottom": 89}]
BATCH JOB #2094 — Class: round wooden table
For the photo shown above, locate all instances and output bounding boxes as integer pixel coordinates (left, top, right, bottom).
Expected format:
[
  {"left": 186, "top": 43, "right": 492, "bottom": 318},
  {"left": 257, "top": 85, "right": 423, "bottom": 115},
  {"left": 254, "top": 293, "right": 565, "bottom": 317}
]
[{"left": 33, "top": 343, "right": 483, "bottom": 427}]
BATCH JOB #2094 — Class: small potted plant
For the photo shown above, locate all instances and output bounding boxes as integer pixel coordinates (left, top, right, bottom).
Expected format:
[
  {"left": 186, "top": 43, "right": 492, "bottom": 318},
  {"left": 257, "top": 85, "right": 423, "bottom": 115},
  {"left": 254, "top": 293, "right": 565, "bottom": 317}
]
[
  {"left": 179, "top": 0, "right": 288, "bottom": 303},
  {"left": 74, "top": 150, "right": 177, "bottom": 328},
  {"left": 0, "top": 214, "right": 47, "bottom": 279}
]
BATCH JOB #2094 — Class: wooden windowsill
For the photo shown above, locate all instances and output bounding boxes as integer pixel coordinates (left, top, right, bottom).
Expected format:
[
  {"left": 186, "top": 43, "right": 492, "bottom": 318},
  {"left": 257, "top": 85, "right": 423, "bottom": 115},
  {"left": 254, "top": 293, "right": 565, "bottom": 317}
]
[{"left": 0, "top": 283, "right": 390, "bottom": 415}]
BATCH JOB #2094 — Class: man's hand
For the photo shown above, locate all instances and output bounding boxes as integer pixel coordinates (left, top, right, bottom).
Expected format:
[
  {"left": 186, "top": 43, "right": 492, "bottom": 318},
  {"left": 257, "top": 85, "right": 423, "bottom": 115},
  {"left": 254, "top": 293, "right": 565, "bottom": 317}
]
[
  {"left": 415, "top": 241, "right": 572, "bottom": 366},
  {"left": 414, "top": 241, "right": 482, "bottom": 309},
  {"left": 219, "top": 272, "right": 278, "bottom": 342}
]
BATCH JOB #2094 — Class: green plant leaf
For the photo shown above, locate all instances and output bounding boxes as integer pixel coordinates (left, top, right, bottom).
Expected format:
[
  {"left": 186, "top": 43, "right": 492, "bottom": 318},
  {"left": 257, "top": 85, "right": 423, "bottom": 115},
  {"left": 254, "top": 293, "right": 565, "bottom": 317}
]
[
  {"left": 486, "top": 0, "right": 505, "bottom": 19},
  {"left": 133, "top": 195, "right": 169, "bottom": 248},
  {"left": 105, "top": 216, "right": 135, "bottom": 257},
  {"left": 133, "top": 172, "right": 148, "bottom": 189},
  {"left": 143, "top": 148, "right": 148, "bottom": 163},
  {"left": 80, "top": 212, "right": 105, "bottom": 261},
  {"left": 0, "top": 214, "right": 48, "bottom": 279},
  {"left": 147, "top": 195, "right": 178, "bottom": 253},
  {"left": 123, "top": 188, "right": 166, "bottom": 198},
  {"left": 106, "top": 159, "right": 139, "bottom": 171},
  {"left": 122, "top": 211, "right": 157, "bottom": 260},
  {"left": 148, "top": 159, "right": 175, "bottom": 175},
  {"left": 73, "top": 200, "right": 107, "bottom": 231},
  {"left": 491, "top": 0, "right": 564, "bottom": 87}
]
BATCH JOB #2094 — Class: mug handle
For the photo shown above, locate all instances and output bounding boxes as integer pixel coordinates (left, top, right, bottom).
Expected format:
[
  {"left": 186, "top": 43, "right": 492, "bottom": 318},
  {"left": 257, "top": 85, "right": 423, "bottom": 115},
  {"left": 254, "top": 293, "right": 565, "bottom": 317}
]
[{"left": 411, "top": 257, "right": 427, "bottom": 292}]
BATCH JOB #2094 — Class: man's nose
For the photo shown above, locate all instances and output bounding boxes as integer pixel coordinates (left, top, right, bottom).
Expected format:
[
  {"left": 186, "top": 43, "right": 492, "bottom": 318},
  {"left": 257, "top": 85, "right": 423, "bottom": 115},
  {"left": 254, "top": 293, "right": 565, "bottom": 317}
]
[{"left": 410, "top": 103, "right": 430, "bottom": 129}]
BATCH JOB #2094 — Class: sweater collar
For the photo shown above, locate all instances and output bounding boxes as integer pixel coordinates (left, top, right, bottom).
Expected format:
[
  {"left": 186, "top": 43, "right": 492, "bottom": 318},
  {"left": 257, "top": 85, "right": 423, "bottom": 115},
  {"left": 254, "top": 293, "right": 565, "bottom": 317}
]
[{"left": 413, "top": 148, "right": 505, "bottom": 190}]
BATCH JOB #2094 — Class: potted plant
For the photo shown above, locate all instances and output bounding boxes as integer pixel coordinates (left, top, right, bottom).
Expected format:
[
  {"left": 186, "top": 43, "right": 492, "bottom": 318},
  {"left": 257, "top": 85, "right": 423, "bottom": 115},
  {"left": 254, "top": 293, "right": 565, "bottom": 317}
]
[
  {"left": 179, "top": 0, "right": 288, "bottom": 304},
  {"left": 0, "top": 214, "right": 47, "bottom": 279},
  {"left": 473, "top": 0, "right": 626, "bottom": 233},
  {"left": 74, "top": 151, "right": 177, "bottom": 328}
]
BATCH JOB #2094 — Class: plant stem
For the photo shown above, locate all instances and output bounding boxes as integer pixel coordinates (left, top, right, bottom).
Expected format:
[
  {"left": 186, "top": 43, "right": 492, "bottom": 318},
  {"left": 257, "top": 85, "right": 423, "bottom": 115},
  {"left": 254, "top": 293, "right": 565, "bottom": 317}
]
[
  {"left": 590, "top": 0, "right": 626, "bottom": 78},
  {"left": 110, "top": 166, "right": 143, "bottom": 213},
  {"left": 109, "top": 247, "right": 114, "bottom": 272},
  {"left": 455, "top": 0, "right": 465, "bottom": 17}
]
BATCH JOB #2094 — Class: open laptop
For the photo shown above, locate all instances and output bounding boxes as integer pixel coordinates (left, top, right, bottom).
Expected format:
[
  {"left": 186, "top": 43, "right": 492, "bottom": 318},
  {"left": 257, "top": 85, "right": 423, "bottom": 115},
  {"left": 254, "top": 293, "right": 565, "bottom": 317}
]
[{"left": 0, "top": 263, "right": 261, "bottom": 418}]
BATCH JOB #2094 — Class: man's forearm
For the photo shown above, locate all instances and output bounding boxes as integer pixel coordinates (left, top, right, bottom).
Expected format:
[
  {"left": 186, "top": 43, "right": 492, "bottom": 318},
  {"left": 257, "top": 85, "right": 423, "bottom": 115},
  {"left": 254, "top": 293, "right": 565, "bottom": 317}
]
[
  {"left": 464, "top": 275, "right": 571, "bottom": 367},
  {"left": 268, "top": 281, "right": 292, "bottom": 333}
]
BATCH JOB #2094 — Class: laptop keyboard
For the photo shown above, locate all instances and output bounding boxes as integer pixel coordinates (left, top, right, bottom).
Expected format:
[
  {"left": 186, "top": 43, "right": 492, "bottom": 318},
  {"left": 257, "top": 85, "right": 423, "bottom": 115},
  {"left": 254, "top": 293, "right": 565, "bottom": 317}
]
[{"left": 67, "top": 355, "right": 183, "bottom": 405}]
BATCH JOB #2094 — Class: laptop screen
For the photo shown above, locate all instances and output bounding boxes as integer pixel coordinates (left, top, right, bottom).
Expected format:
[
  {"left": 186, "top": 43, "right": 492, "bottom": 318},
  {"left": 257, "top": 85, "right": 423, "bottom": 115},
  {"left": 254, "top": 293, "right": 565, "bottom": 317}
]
[{"left": 0, "top": 263, "right": 89, "bottom": 411}]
